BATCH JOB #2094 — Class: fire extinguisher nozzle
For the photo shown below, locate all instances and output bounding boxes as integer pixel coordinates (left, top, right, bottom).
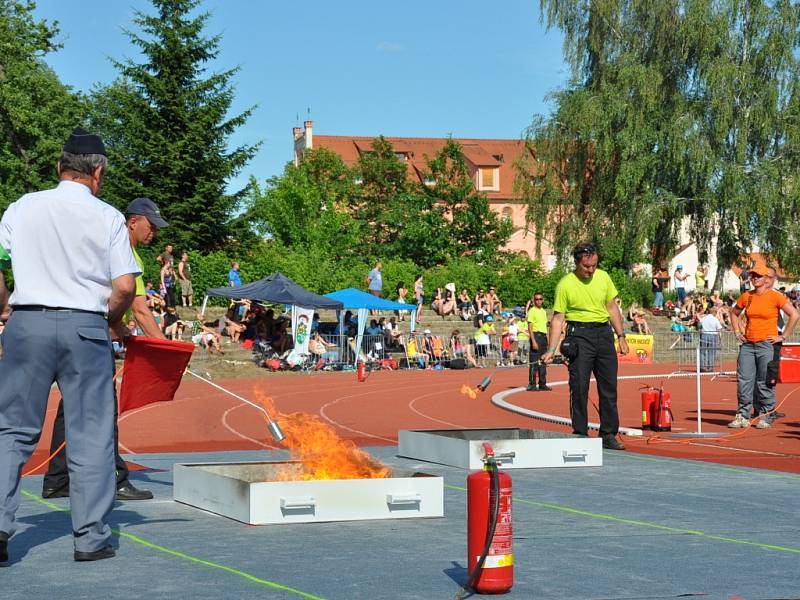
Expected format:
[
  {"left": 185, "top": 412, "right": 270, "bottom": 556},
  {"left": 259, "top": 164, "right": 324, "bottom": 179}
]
[{"left": 477, "top": 375, "right": 493, "bottom": 392}]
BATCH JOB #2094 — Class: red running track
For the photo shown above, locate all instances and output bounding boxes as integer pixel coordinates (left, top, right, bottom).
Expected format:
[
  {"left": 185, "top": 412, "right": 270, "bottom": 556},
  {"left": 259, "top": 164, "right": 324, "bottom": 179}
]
[{"left": 24, "top": 363, "right": 800, "bottom": 475}]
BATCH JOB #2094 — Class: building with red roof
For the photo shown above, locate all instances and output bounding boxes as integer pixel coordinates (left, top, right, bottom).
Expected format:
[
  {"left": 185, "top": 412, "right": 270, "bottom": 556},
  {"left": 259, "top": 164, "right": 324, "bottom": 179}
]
[{"left": 292, "top": 121, "right": 556, "bottom": 266}]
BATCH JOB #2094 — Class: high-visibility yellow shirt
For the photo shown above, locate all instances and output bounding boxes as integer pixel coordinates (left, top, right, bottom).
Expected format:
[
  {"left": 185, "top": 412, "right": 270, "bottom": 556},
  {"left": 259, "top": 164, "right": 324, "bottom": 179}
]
[
  {"left": 526, "top": 306, "right": 547, "bottom": 334},
  {"left": 553, "top": 269, "right": 618, "bottom": 322}
]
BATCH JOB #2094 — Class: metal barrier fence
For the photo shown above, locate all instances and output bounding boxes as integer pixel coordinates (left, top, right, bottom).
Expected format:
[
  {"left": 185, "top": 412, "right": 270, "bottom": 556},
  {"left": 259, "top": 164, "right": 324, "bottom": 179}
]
[{"left": 244, "top": 331, "right": 530, "bottom": 371}]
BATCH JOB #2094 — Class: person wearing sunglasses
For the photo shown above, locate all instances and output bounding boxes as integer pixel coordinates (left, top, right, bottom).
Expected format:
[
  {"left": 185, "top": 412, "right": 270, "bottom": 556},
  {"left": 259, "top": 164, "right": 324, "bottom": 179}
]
[
  {"left": 541, "top": 243, "right": 629, "bottom": 450},
  {"left": 526, "top": 293, "right": 550, "bottom": 391},
  {"left": 728, "top": 265, "right": 798, "bottom": 428}
]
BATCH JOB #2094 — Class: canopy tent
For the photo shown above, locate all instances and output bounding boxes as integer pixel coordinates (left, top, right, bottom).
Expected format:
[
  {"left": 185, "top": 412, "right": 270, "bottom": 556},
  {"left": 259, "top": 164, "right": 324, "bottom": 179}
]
[
  {"left": 203, "top": 272, "right": 343, "bottom": 310},
  {"left": 324, "top": 288, "right": 417, "bottom": 364},
  {"left": 201, "top": 273, "right": 343, "bottom": 365}
]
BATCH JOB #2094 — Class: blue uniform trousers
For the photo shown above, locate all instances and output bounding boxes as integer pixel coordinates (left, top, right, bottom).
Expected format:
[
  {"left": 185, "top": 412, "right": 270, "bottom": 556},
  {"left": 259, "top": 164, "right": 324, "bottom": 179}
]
[{"left": 0, "top": 310, "right": 116, "bottom": 552}]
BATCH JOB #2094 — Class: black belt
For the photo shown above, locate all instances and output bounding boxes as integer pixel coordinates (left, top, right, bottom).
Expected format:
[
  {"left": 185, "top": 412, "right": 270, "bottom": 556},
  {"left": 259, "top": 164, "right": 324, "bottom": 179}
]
[
  {"left": 13, "top": 305, "right": 105, "bottom": 317},
  {"left": 567, "top": 321, "right": 609, "bottom": 328}
]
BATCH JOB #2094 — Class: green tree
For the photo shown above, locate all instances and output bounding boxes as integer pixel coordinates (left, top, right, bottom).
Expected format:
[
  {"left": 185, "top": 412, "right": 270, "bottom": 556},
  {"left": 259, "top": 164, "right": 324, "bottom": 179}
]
[
  {"left": 88, "top": 0, "right": 258, "bottom": 251},
  {"left": 683, "top": 0, "right": 800, "bottom": 286},
  {"left": 422, "top": 139, "right": 513, "bottom": 260},
  {"left": 353, "top": 136, "right": 409, "bottom": 247},
  {"left": 0, "top": 0, "right": 85, "bottom": 212},
  {"left": 525, "top": 0, "right": 800, "bottom": 282},
  {"left": 243, "top": 149, "right": 362, "bottom": 260}
]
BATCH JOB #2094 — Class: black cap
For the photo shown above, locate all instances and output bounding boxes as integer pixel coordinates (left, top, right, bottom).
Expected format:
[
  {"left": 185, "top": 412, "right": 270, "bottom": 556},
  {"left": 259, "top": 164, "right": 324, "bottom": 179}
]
[
  {"left": 125, "top": 197, "right": 169, "bottom": 228},
  {"left": 63, "top": 128, "right": 106, "bottom": 156}
]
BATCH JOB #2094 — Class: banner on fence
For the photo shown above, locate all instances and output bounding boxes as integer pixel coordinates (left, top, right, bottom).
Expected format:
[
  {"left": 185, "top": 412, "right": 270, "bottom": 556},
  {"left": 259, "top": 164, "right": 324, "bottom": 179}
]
[
  {"left": 615, "top": 333, "right": 654, "bottom": 364},
  {"left": 291, "top": 306, "right": 314, "bottom": 355}
]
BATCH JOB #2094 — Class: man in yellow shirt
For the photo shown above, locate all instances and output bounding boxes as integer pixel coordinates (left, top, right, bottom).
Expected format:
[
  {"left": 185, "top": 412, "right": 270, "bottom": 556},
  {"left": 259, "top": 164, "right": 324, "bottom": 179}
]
[
  {"left": 541, "top": 243, "right": 629, "bottom": 450},
  {"left": 526, "top": 292, "right": 550, "bottom": 391}
]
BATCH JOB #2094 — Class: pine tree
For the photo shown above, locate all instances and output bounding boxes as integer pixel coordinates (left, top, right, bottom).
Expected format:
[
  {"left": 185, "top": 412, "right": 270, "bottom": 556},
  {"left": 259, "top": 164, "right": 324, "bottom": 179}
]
[{"left": 88, "top": 0, "right": 258, "bottom": 251}]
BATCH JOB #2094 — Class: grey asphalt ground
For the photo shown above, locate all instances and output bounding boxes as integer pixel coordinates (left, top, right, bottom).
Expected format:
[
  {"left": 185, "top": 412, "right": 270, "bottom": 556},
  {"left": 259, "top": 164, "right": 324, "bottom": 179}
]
[{"left": 2, "top": 446, "right": 799, "bottom": 600}]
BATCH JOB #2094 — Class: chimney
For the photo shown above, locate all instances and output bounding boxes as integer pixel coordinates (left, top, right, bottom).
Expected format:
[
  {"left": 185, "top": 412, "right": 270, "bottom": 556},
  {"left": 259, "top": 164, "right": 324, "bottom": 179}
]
[
  {"left": 303, "top": 120, "right": 313, "bottom": 150},
  {"left": 292, "top": 127, "right": 302, "bottom": 140}
]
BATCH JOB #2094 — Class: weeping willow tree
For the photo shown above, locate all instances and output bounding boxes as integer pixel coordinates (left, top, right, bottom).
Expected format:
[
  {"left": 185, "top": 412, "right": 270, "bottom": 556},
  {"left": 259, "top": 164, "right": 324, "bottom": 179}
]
[{"left": 521, "top": 0, "right": 800, "bottom": 283}]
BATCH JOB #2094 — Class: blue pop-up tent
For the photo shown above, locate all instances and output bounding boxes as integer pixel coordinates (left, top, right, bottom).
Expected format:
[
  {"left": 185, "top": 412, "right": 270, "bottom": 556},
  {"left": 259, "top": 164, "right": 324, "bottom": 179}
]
[{"left": 324, "top": 288, "right": 417, "bottom": 364}]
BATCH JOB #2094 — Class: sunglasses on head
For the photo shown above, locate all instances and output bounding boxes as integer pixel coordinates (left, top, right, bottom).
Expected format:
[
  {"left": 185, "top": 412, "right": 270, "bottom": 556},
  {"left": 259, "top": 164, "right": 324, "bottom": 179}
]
[{"left": 573, "top": 243, "right": 597, "bottom": 258}]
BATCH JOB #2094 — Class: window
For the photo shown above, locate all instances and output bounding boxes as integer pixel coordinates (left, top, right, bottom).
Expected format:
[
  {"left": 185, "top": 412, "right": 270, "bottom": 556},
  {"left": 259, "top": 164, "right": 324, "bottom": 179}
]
[
  {"left": 501, "top": 207, "right": 513, "bottom": 222},
  {"left": 478, "top": 167, "right": 498, "bottom": 191}
]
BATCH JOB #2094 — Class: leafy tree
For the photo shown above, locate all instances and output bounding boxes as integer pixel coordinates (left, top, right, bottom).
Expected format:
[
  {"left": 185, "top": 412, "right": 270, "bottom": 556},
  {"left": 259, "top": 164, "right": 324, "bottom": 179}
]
[
  {"left": 0, "top": 0, "right": 85, "bottom": 212},
  {"left": 88, "top": 0, "right": 258, "bottom": 251},
  {"left": 525, "top": 0, "right": 800, "bottom": 283},
  {"left": 243, "top": 149, "right": 362, "bottom": 260},
  {"left": 422, "top": 139, "right": 513, "bottom": 260},
  {"left": 353, "top": 136, "right": 409, "bottom": 247},
  {"left": 682, "top": 0, "right": 800, "bottom": 286}
]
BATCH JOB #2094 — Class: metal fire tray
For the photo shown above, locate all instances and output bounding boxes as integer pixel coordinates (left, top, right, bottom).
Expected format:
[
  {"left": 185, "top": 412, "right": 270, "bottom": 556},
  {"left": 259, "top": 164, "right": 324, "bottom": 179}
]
[
  {"left": 398, "top": 428, "right": 603, "bottom": 469},
  {"left": 173, "top": 461, "right": 444, "bottom": 525}
]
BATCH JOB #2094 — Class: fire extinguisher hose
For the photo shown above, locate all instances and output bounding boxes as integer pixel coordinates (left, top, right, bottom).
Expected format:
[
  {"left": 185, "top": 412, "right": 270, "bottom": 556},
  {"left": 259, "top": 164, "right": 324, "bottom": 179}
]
[{"left": 455, "top": 461, "right": 501, "bottom": 600}]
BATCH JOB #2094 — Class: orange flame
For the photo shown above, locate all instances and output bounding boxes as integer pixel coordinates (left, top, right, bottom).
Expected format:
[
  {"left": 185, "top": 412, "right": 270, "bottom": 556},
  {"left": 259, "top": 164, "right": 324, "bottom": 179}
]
[
  {"left": 460, "top": 384, "right": 478, "bottom": 400},
  {"left": 253, "top": 388, "right": 390, "bottom": 481}
]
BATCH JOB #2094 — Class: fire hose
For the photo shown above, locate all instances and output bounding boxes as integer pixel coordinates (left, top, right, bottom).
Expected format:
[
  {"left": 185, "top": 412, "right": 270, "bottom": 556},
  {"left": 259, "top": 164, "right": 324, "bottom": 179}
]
[
  {"left": 22, "top": 365, "right": 285, "bottom": 479},
  {"left": 455, "top": 459, "right": 500, "bottom": 600},
  {"left": 185, "top": 368, "right": 285, "bottom": 442}
]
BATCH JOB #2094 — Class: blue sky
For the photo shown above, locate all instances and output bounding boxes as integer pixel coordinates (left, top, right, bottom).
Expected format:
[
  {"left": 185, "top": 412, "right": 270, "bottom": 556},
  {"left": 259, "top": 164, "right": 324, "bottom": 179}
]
[{"left": 33, "top": 0, "right": 568, "bottom": 192}]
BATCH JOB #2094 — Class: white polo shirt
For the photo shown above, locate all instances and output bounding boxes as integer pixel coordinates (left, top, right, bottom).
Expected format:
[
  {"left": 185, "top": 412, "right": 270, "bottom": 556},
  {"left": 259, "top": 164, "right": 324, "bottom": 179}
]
[{"left": 0, "top": 180, "right": 140, "bottom": 313}]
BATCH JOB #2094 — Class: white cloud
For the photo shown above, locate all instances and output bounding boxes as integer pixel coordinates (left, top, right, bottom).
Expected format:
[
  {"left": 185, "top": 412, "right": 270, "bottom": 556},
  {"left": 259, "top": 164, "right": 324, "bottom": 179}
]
[{"left": 376, "top": 41, "right": 404, "bottom": 53}]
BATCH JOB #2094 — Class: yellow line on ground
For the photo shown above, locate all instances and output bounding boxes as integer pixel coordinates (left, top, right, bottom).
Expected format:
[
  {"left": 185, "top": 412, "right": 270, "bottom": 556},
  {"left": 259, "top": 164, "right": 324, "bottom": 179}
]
[{"left": 21, "top": 491, "right": 327, "bottom": 600}]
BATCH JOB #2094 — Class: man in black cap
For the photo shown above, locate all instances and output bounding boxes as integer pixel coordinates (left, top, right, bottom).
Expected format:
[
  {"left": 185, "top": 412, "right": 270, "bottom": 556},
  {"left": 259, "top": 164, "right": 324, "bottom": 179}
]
[
  {"left": 0, "top": 128, "right": 139, "bottom": 562},
  {"left": 43, "top": 197, "right": 169, "bottom": 502}
]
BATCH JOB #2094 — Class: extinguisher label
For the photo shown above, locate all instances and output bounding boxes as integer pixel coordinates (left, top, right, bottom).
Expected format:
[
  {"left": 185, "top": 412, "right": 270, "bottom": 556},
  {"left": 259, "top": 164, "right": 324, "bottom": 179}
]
[
  {"left": 478, "top": 553, "right": 514, "bottom": 568},
  {"left": 484, "top": 484, "right": 513, "bottom": 567}
]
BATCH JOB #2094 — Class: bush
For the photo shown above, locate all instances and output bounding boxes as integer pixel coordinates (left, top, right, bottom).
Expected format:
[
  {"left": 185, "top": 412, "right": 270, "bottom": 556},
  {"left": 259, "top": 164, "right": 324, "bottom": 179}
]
[{"left": 133, "top": 240, "right": 655, "bottom": 312}]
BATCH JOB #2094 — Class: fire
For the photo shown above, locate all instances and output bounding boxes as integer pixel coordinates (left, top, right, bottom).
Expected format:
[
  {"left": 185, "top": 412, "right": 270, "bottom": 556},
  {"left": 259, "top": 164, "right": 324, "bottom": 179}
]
[
  {"left": 460, "top": 384, "right": 478, "bottom": 400},
  {"left": 253, "top": 388, "right": 390, "bottom": 481}
]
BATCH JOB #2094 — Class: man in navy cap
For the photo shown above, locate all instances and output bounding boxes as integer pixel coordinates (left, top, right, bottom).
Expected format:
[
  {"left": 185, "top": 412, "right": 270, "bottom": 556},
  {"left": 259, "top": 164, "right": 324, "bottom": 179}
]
[
  {"left": 0, "top": 128, "right": 139, "bottom": 562},
  {"left": 42, "top": 197, "right": 169, "bottom": 502}
]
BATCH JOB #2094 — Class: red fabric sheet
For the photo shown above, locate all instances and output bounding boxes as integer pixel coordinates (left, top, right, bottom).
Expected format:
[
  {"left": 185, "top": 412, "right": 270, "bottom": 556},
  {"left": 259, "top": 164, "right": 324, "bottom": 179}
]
[{"left": 119, "top": 336, "right": 195, "bottom": 413}]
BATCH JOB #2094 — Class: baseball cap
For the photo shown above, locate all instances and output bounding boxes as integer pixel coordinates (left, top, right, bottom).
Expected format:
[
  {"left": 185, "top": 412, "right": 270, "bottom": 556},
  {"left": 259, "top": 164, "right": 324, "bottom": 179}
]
[
  {"left": 485, "top": 315, "right": 493, "bottom": 322},
  {"left": 749, "top": 265, "right": 770, "bottom": 277},
  {"left": 125, "top": 197, "right": 169, "bottom": 228},
  {"left": 676, "top": 264, "right": 683, "bottom": 269}
]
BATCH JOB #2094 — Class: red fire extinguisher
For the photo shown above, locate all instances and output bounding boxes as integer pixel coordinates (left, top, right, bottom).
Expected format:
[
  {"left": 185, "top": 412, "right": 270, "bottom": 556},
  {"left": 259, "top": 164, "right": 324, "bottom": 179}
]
[
  {"left": 461, "top": 443, "right": 514, "bottom": 597},
  {"left": 640, "top": 386, "right": 658, "bottom": 429},
  {"left": 356, "top": 361, "right": 366, "bottom": 382},
  {"left": 651, "top": 388, "right": 672, "bottom": 432}
]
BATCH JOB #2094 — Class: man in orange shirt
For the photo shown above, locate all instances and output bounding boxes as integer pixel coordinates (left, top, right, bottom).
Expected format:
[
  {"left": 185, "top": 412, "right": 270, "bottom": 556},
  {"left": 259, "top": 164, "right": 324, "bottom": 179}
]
[{"left": 729, "top": 265, "right": 798, "bottom": 428}]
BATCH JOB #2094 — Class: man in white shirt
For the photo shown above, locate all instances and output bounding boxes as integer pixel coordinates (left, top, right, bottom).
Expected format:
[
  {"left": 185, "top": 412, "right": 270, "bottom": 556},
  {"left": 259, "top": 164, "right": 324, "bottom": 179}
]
[
  {"left": 698, "top": 306, "right": 724, "bottom": 372},
  {"left": 0, "top": 129, "right": 138, "bottom": 564},
  {"left": 674, "top": 265, "right": 689, "bottom": 305}
]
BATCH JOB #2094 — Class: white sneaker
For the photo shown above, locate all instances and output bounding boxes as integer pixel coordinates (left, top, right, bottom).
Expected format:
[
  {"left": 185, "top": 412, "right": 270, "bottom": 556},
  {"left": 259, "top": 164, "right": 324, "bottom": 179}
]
[
  {"left": 755, "top": 419, "right": 772, "bottom": 429},
  {"left": 727, "top": 414, "right": 750, "bottom": 428}
]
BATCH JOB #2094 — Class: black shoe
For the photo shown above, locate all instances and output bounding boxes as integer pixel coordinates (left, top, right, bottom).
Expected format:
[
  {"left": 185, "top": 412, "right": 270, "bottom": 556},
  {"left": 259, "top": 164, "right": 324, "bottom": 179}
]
[
  {"left": 526, "top": 385, "right": 540, "bottom": 392},
  {"left": 773, "top": 412, "right": 786, "bottom": 419},
  {"left": 0, "top": 531, "right": 8, "bottom": 563},
  {"left": 116, "top": 481, "right": 153, "bottom": 501},
  {"left": 538, "top": 385, "right": 553, "bottom": 391},
  {"left": 74, "top": 544, "right": 115, "bottom": 562},
  {"left": 42, "top": 486, "right": 69, "bottom": 499},
  {"left": 602, "top": 436, "right": 625, "bottom": 451}
]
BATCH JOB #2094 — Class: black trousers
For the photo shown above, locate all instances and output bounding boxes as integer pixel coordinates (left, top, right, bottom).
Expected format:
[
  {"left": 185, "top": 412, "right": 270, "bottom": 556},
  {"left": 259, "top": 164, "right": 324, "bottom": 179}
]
[
  {"left": 529, "top": 332, "right": 548, "bottom": 386},
  {"left": 43, "top": 352, "right": 128, "bottom": 491},
  {"left": 566, "top": 322, "right": 619, "bottom": 437}
]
